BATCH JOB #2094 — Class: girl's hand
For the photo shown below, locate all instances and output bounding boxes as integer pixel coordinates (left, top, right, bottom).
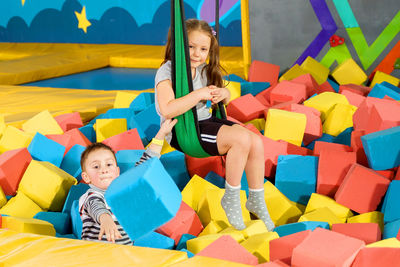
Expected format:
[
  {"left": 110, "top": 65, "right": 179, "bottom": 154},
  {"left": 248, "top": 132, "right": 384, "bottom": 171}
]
[
  {"left": 196, "top": 86, "right": 214, "bottom": 101},
  {"left": 158, "top": 118, "right": 178, "bottom": 137},
  {"left": 99, "top": 213, "right": 122, "bottom": 243},
  {"left": 209, "top": 85, "right": 230, "bottom": 104}
]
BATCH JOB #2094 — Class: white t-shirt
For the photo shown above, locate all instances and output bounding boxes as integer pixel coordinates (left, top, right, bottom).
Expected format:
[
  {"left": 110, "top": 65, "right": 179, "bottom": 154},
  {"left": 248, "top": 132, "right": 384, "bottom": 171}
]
[{"left": 154, "top": 60, "right": 212, "bottom": 143}]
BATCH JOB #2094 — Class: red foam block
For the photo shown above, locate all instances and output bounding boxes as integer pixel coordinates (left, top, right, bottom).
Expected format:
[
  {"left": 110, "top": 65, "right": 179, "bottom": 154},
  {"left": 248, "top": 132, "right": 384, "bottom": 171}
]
[
  {"left": 331, "top": 223, "right": 381, "bottom": 244},
  {"left": 102, "top": 128, "right": 144, "bottom": 152},
  {"left": 270, "top": 230, "right": 311, "bottom": 265},
  {"left": 291, "top": 73, "right": 319, "bottom": 97},
  {"left": 365, "top": 99, "right": 400, "bottom": 134},
  {"left": 248, "top": 60, "right": 280, "bottom": 87},
  {"left": 339, "top": 84, "right": 371, "bottom": 96},
  {"left": 313, "top": 141, "right": 352, "bottom": 156},
  {"left": 54, "top": 112, "right": 83, "bottom": 132},
  {"left": 316, "top": 81, "right": 335, "bottom": 94},
  {"left": 185, "top": 154, "right": 225, "bottom": 179},
  {"left": 351, "top": 247, "right": 400, "bottom": 267},
  {"left": 350, "top": 130, "right": 369, "bottom": 167},
  {"left": 341, "top": 90, "right": 366, "bottom": 108},
  {"left": 226, "top": 94, "right": 266, "bottom": 122},
  {"left": 269, "top": 80, "right": 307, "bottom": 105}
]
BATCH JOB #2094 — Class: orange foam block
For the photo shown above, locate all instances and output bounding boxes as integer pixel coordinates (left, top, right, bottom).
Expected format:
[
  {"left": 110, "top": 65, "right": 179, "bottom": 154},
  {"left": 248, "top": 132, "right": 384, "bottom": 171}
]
[
  {"left": 351, "top": 247, "right": 400, "bottom": 267},
  {"left": 102, "top": 128, "right": 144, "bottom": 152},
  {"left": 269, "top": 81, "right": 307, "bottom": 105},
  {"left": 335, "top": 164, "right": 391, "bottom": 213},
  {"left": 54, "top": 112, "right": 83, "bottom": 132},
  {"left": 248, "top": 60, "right": 280, "bottom": 87},
  {"left": 269, "top": 230, "right": 311, "bottom": 265},
  {"left": 331, "top": 223, "right": 381, "bottom": 244},
  {"left": 0, "top": 148, "right": 32, "bottom": 196},
  {"left": 185, "top": 155, "right": 225, "bottom": 179},
  {"left": 226, "top": 94, "right": 266, "bottom": 122},
  {"left": 291, "top": 73, "right": 319, "bottom": 97},
  {"left": 317, "top": 150, "right": 357, "bottom": 197},
  {"left": 196, "top": 235, "right": 258, "bottom": 265},
  {"left": 156, "top": 201, "right": 203, "bottom": 245},
  {"left": 291, "top": 228, "right": 365, "bottom": 267},
  {"left": 341, "top": 90, "right": 366, "bottom": 108},
  {"left": 313, "top": 141, "right": 352, "bottom": 156}
]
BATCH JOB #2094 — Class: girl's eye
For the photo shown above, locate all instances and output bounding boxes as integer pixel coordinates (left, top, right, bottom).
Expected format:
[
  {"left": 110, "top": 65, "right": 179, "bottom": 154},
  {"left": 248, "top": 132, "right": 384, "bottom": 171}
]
[
  {"left": 202, "top": 48, "right": 208, "bottom": 51},
  {"left": 189, "top": 45, "right": 193, "bottom": 48}
]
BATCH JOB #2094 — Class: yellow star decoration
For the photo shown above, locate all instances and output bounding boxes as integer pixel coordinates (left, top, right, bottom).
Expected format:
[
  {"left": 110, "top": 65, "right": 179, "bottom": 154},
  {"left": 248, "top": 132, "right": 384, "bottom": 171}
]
[{"left": 75, "top": 6, "right": 91, "bottom": 33}]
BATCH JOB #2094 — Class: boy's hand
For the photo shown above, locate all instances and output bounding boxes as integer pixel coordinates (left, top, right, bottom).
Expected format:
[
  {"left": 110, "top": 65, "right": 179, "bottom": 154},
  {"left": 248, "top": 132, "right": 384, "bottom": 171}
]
[
  {"left": 99, "top": 213, "right": 122, "bottom": 243},
  {"left": 209, "top": 85, "right": 230, "bottom": 104},
  {"left": 158, "top": 118, "right": 178, "bottom": 138}
]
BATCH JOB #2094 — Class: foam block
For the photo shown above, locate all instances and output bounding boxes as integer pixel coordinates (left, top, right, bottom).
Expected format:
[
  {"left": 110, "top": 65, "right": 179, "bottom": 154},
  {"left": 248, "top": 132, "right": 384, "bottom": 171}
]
[
  {"left": 292, "top": 228, "right": 365, "bottom": 267},
  {"left": 313, "top": 141, "right": 352, "bottom": 156},
  {"left": 381, "top": 181, "right": 400, "bottom": 224},
  {"left": 331, "top": 58, "right": 367, "bottom": 85},
  {"left": 186, "top": 232, "right": 245, "bottom": 254},
  {"left": 279, "top": 64, "right": 307, "bottom": 82},
  {"left": 160, "top": 150, "right": 190, "bottom": 191},
  {"left": 134, "top": 231, "right": 175, "bottom": 250},
  {"left": 0, "top": 148, "right": 32, "bottom": 196},
  {"left": 61, "top": 183, "right": 90, "bottom": 214},
  {"left": 198, "top": 220, "right": 228, "bottom": 236},
  {"left": 361, "top": 126, "right": 400, "bottom": 170},
  {"left": 226, "top": 94, "right": 265, "bottom": 122},
  {"left": 176, "top": 233, "right": 196, "bottom": 250},
  {"left": 383, "top": 219, "right": 400, "bottom": 239},
  {"left": 270, "top": 230, "right": 312, "bottom": 265},
  {"left": 341, "top": 89, "right": 366, "bottom": 107},
  {"left": 298, "top": 207, "right": 344, "bottom": 227},
  {"left": 34, "top": 211, "right": 71, "bottom": 235},
  {"left": 347, "top": 211, "right": 384, "bottom": 232},
  {"left": 115, "top": 149, "right": 145, "bottom": 174},
  {"left": 291, "top": 73, "right": 319, "bottom": 97},
  {"left": 316, "top": 80, "right": 336, "bottom": 94},
  {"left": 0, "top": 186, "right": 6, "bottom": 208},
  {"left": 300, "top": 56, "right": 330, "bottom": 85},
  {"left": 60, "top": 144, "right": 85, "bottom": 180},
  {"left": 54, "top": 112, "right": 83, "bottom": 132},
  {"left": 370, "top": 71, "right": 400, "bottom": 88},
  {"left": 305, "top": 193, "right": 353, "bottom": 221},
  {"left": 0, "top": 192, "right": 43, "bottom": 218},
  {"left": 303, "top": 92, "right": 349, "bottom": 122},
  {"left": 240, "top": 232, "right": 279, "bottom": 263},
  {"left": 185, "top": 155, "right": 225, "bottom": 179},
  {"left": 260, "top": 136, "right": 289, "bottom": 177},
  {"left": 0, "top": 125, "right": 34, "bottom": 153},
  {"left": 95, "top": 118, "right": 127, "bottom": 142},
  {"left": 241, "top": 81, "right": 270, "bottom": 96},
  {"left": 113, "top": 91, "right": 141, "bottom": 109},
  {"left": 204, "top": 171, "right": 225, "bottom": 189},
  {"left": 196, "top": 235, "right": 258, "bottom": 265},
  {"left": 22, "top": 110, "right": 64, "bottom": 135},
  {"left": 128, "top": 92, "right": 155, "bottom": 113},
  {"left": 351, "top": 247, "right": 400, "bottom": 267},
  {"left": 105, "top": 158, "right": 181, "bottom": 240},
  {"left": 64, "top": 128, "right": 91, "bottom": 147},
  {"left": 331, "top": 223, "right": 381, "bottom": 244},
  {"left": 28, "top": 132, "right": 65, "bottom": 167},
  {"left": 352, "top": 97, "right": 385, "bottom": 131},
  {"left": 219, "top": 220, "right": 268, "bottom": 239},
  {"left": 317, "top": 150, "right": 357, "bottom": 197},
  {"left": 18, "top": 160, "right": 77, "bottom": 211},
  {"left": 334, "top": 163, "right": 390, "bottom": 214},
  {"left": 0, "top": 115, "right": 5, "bottom": 138},
  {"left": 322, "top": 103, "right": 357, "bottom": 137},
  {"left": 274, "top": 221, "right": 330, "bottom": 237},
  {"left": 78, "top": 124, "right": 96, "bottom": 143},
  {"left": 275, "top": 155, "right": 318, "bottom": 205},
  {"left": 264, "top": 109, "right": 306, "bottom": 146},
  {"left": 269, "top": 80, "right": 307, "bottom": 105},
  {"left": 248, "top": 60, "right": 280, "bottom": 87},
  {"left": 156, "top": 201, "right": 203, "bottom": 245},
  {"left": 364, "top": 99, "right": 400, "bottom": 135},
  {"left": 102, "top": 128, "right": 144, "bottom": 152},
  {"left": 2, "top": 216, "right": 56, "bottom": 236},
  {"left": 128, "top": 103, "right": 159, "bottom": 144},
  {"left": 339, "top": 84, "right": 371, "bottom": 96},
  {"left": 70, "top": 200, "right": 82, "bottom": 239},
  {"left": 224, "top": 80, "right": 241, "bottom": 102},
  {"left": 367, "top": 238, "right": 400, "bottom": 248}
]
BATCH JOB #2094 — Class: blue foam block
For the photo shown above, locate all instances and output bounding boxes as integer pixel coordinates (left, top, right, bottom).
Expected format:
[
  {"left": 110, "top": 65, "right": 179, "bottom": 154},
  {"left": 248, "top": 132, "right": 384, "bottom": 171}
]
[
  {"left": 368, "top": 83, "right": 400, "bottom": 100},
  {"left": 134, "top": 231, "right": 175, "bottom": 249},
  {"left": 105, "top": 158, "right": 182, "bottom": 240},
  {"left": 327, "top": 78, "right": 339, "bottom": 93},
  {"left": 381, "top": 181, "right": 400, "bottom": 224},
  {"left": 129, "top": 103, "right": 159, "bottom": 145},
  {"left": 70, "top": 200, "right": 82, "bottom": 239},
  {"left": 116, "top": 149, "right": 145, "bottom": 174},
  {"left": 380, "top": 81, "right": 400, "bottom": 94},
  {"left": 226, "top": 74, "right": 247, "bottom": 83},
  {"left": 160, "top": 150, "right": 190, "bottom": 191},
  {"left": 383, "top": 219, "right": 400, "bottom": 239},
  {"left": 180, "top": 248, "right": 195, "bottom": 258},
  {"left": 205, "top": 171, "right": 225, "bottom": 189},
  {"left": 334, "top": 127, "right": 353, "bottom": 146},
  {"left": 34, "top": 211, "right": 71, "bottom": 235},
  {"left": 241, "top": 82, "right": 270, "bottom": 96},
  {"left": 241, "top": 172, "right": 249, "bottom": 197},
  {"left": 78, "top": 125, "right": 96, "bottom": 143},
  {"left": 56, "top": 233, "right": 77, "bottom": 239},
  {"left": 60, "top": 144, "right": 86, "bottom": 181},
  {"left": 275, "top": 155, "right": 318, "bottom": 205},
  {"left": 176, "top": 234, "right": 196, "bottom": 250},
  {"left": 105, "top": 108, "right": 136, "bottom": 127},
  {"left": 62, "top": 183, "right": 90, "bottom": 214},
  {"left": 129, "top": 92, "right": 155, "bottom": 114},
  {"left": 274, "top": 221, "right": 330, "bottom": 237},
  {"left": 361, "top": 126, "right": 400, "bottom": 170},
  {"left": 305, "top": 133, "right": 335, "bottom": 150},
  {"left": 28, "top": 132, "right": 65, "bottom": 167}
]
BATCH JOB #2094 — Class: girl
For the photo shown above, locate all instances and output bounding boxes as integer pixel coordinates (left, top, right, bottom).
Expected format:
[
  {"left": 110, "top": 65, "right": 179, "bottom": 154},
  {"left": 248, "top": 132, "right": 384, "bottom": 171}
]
[{"left": 155, "top": 19, "right": 274, "bottom": 231}]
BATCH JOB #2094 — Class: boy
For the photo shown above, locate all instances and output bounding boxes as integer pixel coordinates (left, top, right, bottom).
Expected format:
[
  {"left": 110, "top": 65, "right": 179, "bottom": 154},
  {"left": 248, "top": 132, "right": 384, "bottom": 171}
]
[{"left": 78, "top": 118, "right": 177, "bottom": 244}]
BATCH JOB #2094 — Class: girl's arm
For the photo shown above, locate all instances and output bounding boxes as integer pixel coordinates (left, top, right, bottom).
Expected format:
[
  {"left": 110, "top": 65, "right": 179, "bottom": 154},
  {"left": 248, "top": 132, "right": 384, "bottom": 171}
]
[
  {"left": 209, "top": 85, "right": 231, "bottom": 105},
  {"left": 157, "top": 79, "right": 214, "bottom": 119}
]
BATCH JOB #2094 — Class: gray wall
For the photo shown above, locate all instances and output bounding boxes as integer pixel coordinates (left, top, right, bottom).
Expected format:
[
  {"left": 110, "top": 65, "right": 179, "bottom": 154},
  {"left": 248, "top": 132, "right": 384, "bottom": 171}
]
[{"left": 249, "top": 0, "right": 400, "bottom": 74}]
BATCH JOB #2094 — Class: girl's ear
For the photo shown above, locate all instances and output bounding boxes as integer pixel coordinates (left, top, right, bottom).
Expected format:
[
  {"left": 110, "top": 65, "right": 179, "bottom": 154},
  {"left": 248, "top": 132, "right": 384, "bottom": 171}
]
[{"left": 81, "top": 172, "right": 90, "bottom": 184}]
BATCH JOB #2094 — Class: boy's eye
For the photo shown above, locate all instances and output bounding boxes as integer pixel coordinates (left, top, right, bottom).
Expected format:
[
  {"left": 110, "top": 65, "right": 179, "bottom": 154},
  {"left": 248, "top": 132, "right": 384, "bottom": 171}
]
[
  {"left": 107, "top": 163, "right": 114, "bottom": 167},
  {"left": 93, "top": 165, "right": 99, "bottom": 169}
]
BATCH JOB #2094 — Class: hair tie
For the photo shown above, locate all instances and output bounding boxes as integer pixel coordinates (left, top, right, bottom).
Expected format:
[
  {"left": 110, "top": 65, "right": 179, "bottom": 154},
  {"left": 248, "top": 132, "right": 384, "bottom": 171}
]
[{"left": 211, "top": 28, "right": 217, "bottom": 36}]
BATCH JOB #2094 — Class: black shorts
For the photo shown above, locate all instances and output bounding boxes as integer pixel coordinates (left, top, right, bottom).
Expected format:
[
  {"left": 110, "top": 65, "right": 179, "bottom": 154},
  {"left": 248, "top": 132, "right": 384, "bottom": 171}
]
[{"left": 171, "top": 117, "right": 236, "bottom": 156}]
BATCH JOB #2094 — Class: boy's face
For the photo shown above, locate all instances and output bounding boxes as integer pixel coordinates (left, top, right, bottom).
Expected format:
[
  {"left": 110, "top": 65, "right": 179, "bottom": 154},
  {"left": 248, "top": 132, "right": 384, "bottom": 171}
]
[{"left": 81, "top": 148, "right": 120, "bottom": 190}]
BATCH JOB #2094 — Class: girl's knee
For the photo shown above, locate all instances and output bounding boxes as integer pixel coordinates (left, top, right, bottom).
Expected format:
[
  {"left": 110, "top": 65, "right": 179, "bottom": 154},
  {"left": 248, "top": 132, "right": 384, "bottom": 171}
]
[{"left": 250, "top": 133, "right": 264, "bottom": 153}]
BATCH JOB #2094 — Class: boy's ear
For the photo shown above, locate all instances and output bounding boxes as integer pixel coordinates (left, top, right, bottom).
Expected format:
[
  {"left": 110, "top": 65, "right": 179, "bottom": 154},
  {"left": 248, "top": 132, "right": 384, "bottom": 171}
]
[{"left": 81, "top": 171, "right": 90, "bottom": 184}]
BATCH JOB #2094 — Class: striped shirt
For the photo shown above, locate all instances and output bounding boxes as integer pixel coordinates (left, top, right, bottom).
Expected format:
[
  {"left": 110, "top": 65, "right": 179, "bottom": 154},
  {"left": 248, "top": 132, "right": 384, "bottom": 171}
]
[{"left": 79, "top": 148, "right": 160, "bottom": 245}]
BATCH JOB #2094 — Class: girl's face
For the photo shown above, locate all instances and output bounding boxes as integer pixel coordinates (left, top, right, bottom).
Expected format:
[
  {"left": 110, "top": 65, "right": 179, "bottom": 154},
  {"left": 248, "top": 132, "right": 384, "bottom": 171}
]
[{"left": 188, "top": 30, "right": 211, "bottom": 69}]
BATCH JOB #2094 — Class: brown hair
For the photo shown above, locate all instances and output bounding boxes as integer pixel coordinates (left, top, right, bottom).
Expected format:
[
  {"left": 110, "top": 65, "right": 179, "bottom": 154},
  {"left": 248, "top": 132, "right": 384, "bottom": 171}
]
[
  {"left": 162, "top": 18, "right": 226, "bottom": 88},
  {"left": 80, "top": 143, "right": 117, "bottom": 172}
]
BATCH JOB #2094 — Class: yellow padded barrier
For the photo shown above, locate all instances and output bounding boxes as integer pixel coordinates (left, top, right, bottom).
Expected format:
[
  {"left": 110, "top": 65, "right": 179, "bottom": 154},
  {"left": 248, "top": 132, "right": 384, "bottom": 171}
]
[
  {"left": 95, "top": 118, "right": 127, "bottom": 142},
  {"left": 187, "top": 233, "right": 245, "bottom": 254},
  {"left": 300, "top": 56, "right": 330, "bottom": 85},
  {"left": 0, "top": 192, "right": 43, "bottom": 218},
  {"left": 369, "top": 70, "right": 400, "bottom": 88},
  {"left": 303, "top": 92, "right": 350, "bottom": 122},
  {"left": 331, "top": 58, "right": 367, "bottom": 85},
  {"left": 22, "top": 110, "right": 64, "bottom": 136},
  {"left": 0, "top": 229, "right": 187, "bottom": 266},
  {"left": 347, "top": 211, "right": 384, "bottom": 232},
  {"left": 0, "top": 186, "right": 7, "bottom": 208},
  {"left": 239, "top": 232, "right": 279, "bottom": 263},
  {"left": 322, "top": 103, "right": 357, "bottom": 136},
  {"left": 0, "top": 125, "right": 34, "bottom": 154},
  {"left": 170, "top": 255, "right": 252, "bottom": 266},
  {"left": 2, "top": 216, "right": 56, "bottom": 236},
  {"left": 366, "top": 238, "right": 400, "bottom": 248},
  {"left": 298, "top": 207, "right": 345, "bottom": 227},
  {"left": 0, "top": 114, "right": 5, "bottom": 138},
  {"left": 18, "top": 160, "right": 77, "bottom": 211},
  {"left": 279, "top": 64, "right": 308, "bottom": 82},
  {"left": 305, "top": 193, "right": 353, "bottom": 221}
]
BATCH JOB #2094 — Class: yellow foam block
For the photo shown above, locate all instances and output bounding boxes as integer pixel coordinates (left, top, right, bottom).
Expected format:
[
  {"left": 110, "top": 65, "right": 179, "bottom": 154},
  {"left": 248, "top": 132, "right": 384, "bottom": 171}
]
[
  {"left": 187, "top": 233, "right": 245, "bottom": 254},
  {"left": 2, "top": 217, "right": 55, "bottom": 236},
  {"left": 0, "top": 125, "right": 34, "bottom": 153},
  {"left": 0, "top": 192, "right": 43, "bottom": 218},
  {"left": 160, "top": 140, "right": 176, "bottom": 155},
  {"left": 305, "top": 193, "right": 353, "bottom": 220},
  {"left": 245, "top": 118, "right": 266, "bottom": 131},
  {"left": 0, "top": 229, "right": 187, "bottom": 266},
  {"left": 303, "top": 92, "right": 349, "bottom": 121},
  {"left": 331, "top": 58, "right": 367, "bottom": 85},
  {"left": 370, "top": 71, "right": 400, "bottom": 88},
  {"left": 0, "top": 114, "right": 5, "bottom": 138},
  {"left": 225, "top": 80, "right": 241, "bottom": 103},
  {"left": 181, "top": 174, "right": 219, "bottom": 212},
  {"left": 170, "top": 255, "right": 252, "bottom": 266},
  {"left": 197, "top": 188, "right": 250, "bottom": 227},
  {"left": 323, "top": 103, "right": 357, "bottom": 136},
  {"left": 292, "top": 201, "right": 306, "bottom": 214},
  {"left": 220, "top": 219, "right": 269, "bottom": 239},
  {"left": 347, "top": 211, "right": 384, "bottom": 232},
  {"left": 95, "top": 118, "right": 127, "bottom": 142},
  {"left": 300, "top": 56, "right": 330, "bottom": 85},
  {"left": 366, "top": 238, "right": 400, "bottom": 248},
  {"left": 240, "top": 232, "right": 279, "bottom": 263},
  {"left": 0, "top": 186, "right": 7, "bottom": 208},
  {"left": 264, "top": 181, "right": 303, "bottom": 226},
  {"left": 278, "top": 64, "right": 308, "bottom": 82},
  {"left": 18, "top": 160, "right": 77, "bottom": 211},
  {"left": 113, "top": 91, "right": 141, "bottom": 109},
  {"left": 198, "top": 220, "right": 228, "bottom": 237},
  {"left": 298, "top": 207, "right": 344, "bottom": 227},
  {"left": 264, "top": 108, "right": 306, "bottom": 146},
  {"left": 22, "top": 110, "right": 63, "bottom": 135}
]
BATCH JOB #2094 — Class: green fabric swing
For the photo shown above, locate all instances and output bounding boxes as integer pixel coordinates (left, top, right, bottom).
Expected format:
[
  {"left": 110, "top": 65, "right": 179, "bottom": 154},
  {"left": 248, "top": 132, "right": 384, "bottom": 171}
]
[{"left": 171, "top": 0, "right": 226, "bottom": 158}]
